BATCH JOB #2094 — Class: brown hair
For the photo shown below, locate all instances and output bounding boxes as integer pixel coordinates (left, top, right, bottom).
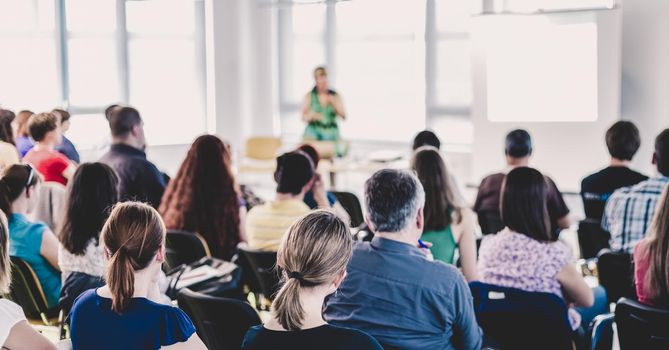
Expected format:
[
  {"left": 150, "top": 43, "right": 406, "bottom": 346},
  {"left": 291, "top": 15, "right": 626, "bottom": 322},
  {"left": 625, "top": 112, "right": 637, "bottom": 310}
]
[
  {"left": 102, "top": 202, "right": 166, "bottom": 313},
  {"left": 644, "top": 186, "right": 669, "bottom": 305},
  {"left": 52, "top": 108, "right": 71, "bottom": 123},
  {"left": 16, "top": 110, "right": 34, "bottom": 137},
  {"left": 313, "top": 66, "right": 327, "bottom": 79},
  {"left": 411, "top": 146, "right": 462, "bottom": 230},
  {"left": 501, "top": 167, "right": 552, "bottom": 242},
  {"left": 0, "top": 211, "right": 11, "bottom": 294},
  {"left": 272, "top": 210, "right": 353, "bottom": 331},
  {"left": 28, "top": 112, "right": 58, "bottom": 142},
  {"left": 159, "top": 135, "right": 241, "bottom": 260},
  {"left": 0, "top": 109, "right": 16, "bottom": 145}
]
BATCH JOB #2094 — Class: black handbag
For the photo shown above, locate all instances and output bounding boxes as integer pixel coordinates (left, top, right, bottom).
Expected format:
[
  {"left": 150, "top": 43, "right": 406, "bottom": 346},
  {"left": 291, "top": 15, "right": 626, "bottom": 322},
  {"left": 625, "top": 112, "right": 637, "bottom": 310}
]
[{"left": 166, "top": 257, "right": 244, "bottom": 300}]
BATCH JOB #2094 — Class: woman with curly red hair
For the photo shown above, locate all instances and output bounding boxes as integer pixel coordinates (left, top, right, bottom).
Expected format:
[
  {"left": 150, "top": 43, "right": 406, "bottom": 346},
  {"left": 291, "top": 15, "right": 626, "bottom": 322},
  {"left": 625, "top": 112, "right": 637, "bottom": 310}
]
[{"left": 159, "top": 135, "right": 245, "bottom": 260}]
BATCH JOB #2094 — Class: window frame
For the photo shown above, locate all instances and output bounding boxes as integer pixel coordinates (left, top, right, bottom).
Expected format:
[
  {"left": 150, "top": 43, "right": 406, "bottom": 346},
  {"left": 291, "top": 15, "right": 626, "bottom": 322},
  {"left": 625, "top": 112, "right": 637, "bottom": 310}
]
[
  {"left": 54, "top": 0, "right": 207, "bottom": 132},
  {"left": 276, "top": 0, "right": 475, "bottom": 142}
]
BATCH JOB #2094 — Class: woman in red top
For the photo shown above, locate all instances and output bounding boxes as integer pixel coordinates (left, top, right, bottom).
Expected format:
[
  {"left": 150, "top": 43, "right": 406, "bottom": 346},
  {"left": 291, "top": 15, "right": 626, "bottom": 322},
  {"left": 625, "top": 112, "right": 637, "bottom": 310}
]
[
  {"left": 22, "top": 113, "right": 75, "bottom": 185},
  {"left": 633, "top": 185, "right": 669, "bottom": 307}
]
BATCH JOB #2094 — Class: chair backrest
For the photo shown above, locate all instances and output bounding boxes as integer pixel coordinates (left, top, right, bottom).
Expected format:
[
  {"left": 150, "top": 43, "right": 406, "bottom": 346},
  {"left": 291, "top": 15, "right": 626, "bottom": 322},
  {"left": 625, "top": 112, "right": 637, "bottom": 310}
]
[
  {"left": 236, "top": 248, "right": 262, "bottom": 295},
  {"left": 469, "top": 281, "right": 573, "bottom": 350},
  {"left": 245, "top": 137, "right": 282, "bottom": 160},
  {"left": 615, "top": 298, "right": 669, "bottom": 350},
  {"left": 165, "top": 230, "right": 211, "bottom": 270},
  {"left": 597, "top": 249, "right": 636, "bottom": 304},
  {"left": 476, "top": 210, "right": 504, "bottom": 235},
  {"left": 30, "top": 181, "right": 67, "bottom": 231},
  {"left": 331, "top": 191, "right": 364, "bottom": 228},
  {"left": 590, "top": 313, "right": 615, "bottom": 350},
  {"left": 577, "top": 219, "right": 610, "bottom": 259},
  {"left": 237, "top": 247, "right": 279, "bottom": 300},
  {"left": 178, "top": 288, "right": 261, "bottom": 350},
  {"left": 7, "top": 256, "right": 51, "bottom": 320}
]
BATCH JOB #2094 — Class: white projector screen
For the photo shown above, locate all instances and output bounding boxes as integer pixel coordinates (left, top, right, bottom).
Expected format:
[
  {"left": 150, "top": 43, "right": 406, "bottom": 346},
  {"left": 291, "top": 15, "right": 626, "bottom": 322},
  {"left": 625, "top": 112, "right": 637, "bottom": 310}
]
[{"left": 481, "top": 14, "right": 599, "bottom": 122}]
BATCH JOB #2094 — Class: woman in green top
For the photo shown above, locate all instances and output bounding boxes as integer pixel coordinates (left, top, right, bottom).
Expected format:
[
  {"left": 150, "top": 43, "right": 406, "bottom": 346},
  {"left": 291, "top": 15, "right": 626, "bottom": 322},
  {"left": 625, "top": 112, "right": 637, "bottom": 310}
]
[
  {"left": 412, "top": 146, "right": 479, "bottom": 282},
  {"left": 301, "top": 67, "right": 346, "bottom": 141}
]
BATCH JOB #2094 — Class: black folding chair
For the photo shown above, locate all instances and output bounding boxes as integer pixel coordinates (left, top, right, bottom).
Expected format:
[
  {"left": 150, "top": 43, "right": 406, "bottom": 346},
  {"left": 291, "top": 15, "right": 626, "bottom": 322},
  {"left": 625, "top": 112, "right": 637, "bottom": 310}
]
[
  {"left": 577, "top": 219, "right": 610, "bottom": 259},
  {"left": 6, "top": 256, "right": 60, "bottom": 326},
  {"left": 237, "top": 247, "right": 279, "bottom": 301},
  {"left": 331, "top": 191, "right": 365, "bottom": 228},
  {"left": 165, "top": 230, "right": 211, "bottom": 270},
  {"left": 178, "top": 288, "right": 261, "bottom": 350},
  {"left": 469, "top": 281, "right": 573, "bottom": 350},
  {"left": 597, "top": 249, "right": 636, "bottom": 304},
  {"left": 615, "top": 298, "right": 669, "bottom": 350}
]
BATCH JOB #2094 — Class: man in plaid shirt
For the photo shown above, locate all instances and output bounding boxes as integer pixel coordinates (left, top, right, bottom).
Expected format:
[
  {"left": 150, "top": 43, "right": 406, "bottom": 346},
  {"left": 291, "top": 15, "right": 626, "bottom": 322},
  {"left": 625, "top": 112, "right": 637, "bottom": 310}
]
[{"left": 602, "top": 129, "right": 669, "bottom": 253}]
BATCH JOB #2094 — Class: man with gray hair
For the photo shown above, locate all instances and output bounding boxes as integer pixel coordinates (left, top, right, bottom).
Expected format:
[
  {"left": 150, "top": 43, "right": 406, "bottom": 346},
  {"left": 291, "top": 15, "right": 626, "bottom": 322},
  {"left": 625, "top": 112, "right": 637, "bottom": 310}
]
[{"left": 324, "top": 169, "right": 482, "bottom": 350}]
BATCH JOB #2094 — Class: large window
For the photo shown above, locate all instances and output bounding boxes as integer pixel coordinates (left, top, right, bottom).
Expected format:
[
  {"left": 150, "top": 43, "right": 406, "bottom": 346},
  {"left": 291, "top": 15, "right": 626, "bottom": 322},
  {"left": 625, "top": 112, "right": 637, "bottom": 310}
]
[
  {"left": 0, "top": 0, "right": 206, "bottom": 149},
  {"left": 277, "top": 0, "right": 478, "bottom": 146}
]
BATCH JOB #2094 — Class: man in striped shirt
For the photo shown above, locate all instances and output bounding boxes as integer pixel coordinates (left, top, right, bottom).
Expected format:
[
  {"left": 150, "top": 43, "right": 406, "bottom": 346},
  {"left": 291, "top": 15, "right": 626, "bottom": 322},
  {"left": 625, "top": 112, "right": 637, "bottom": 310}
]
[{"left": 602, "top": 129, "right": 669, "bottom": 253}]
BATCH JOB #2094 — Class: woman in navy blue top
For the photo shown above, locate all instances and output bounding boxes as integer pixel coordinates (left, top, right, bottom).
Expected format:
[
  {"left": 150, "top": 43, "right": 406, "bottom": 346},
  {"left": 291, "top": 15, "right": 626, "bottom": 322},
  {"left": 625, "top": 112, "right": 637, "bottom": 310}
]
[
  {"left": 242, "top": 210, "right": 382, "bottom": 350},
  {"left": 69, "top": 202, "right": 206, "bottom": 350}
]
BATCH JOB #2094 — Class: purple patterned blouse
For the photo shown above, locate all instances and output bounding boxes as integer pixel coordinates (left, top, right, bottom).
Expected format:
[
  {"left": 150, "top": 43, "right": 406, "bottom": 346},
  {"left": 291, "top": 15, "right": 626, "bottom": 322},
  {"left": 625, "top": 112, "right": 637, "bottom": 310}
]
[{"left": 477, "top": 228, "right": 573, "bottom": 298}]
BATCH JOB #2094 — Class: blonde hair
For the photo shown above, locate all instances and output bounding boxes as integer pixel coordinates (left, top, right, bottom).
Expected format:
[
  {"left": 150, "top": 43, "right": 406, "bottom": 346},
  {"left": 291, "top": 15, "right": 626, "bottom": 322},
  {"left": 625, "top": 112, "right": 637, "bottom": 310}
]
[
  {"left": 645, "top": 186, "right": 669, "bottom": 304},
  {"left": 0, "top": 211, "right": 11, "bottom": 294},
  {"left": 272, "top": 210, "right": 353, "bottom": 331},
  {"left": 101, "top": 202, "right": 166, "bottom": 313}
]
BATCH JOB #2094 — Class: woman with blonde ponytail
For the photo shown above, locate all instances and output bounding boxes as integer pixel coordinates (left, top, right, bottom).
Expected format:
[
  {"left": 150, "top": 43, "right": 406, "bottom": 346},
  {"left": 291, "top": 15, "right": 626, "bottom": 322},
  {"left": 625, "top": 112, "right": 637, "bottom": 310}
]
[
  {"left": 242, "top": 210, "right": 382, "bottom": 350},
  {"left": 69, "top": 202, "right": 206, "bottom": 350}
]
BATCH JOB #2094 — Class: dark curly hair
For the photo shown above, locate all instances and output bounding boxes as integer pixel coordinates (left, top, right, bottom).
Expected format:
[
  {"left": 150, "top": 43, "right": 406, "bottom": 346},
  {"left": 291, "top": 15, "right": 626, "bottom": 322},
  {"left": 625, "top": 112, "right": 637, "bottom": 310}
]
[{"left": 159, "top": 135, "right": 241, "bottom": 260}]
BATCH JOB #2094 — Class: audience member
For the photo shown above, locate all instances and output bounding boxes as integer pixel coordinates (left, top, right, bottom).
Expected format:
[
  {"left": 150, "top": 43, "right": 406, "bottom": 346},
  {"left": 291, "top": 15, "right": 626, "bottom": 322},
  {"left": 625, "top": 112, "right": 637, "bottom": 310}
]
[
  {"left": 474, "top": 129, "right": 571, "bottom": 236},
  {"left": 51, "top": 109, "right": 81, "bottom": 163},
  {"left": 104, "top": 104, "right": 120, "bottom": 121},
  {"left": 412, "top": 146, "right": 478, "bottom": 281},
  {"left": 478, "top": 167, "right": 605, "bottom": 330},
  {"left": 582, "top": 121, "right": 647, "bottom": 223},
  {"left": 603, "top": 128, "right": 669, "bottom": 253},
  {"left": 14, "top": 110, "right": 34, "bottom": 158},
  {"left": 324, "top": 169, "right": 482, "bottom": 349},
  {"left": 99, "top": 106, "right": 166, "bottom": 208},
  {"left": 160, "top": 135, "right": 246, "bottom": 261},
  {"left": 0, "top": 211, "right": 57, "bottom": 350},
  {"left": 634, "top": 185, "right": 669, "bottom": 307},
  {"left": 0, "top": 109, "right": 20, "bottom": 171},
  {"left": 245, "top": 151, "right": 319, "bottom": 251},
  {"left": 412, "top": 130, "right": 441, "bottom": 150},
  {"left": 242, "top": 210, "right": 383, "bottom": 350},
  {"left": 0, "top": 165, "right": 61, "bottom": 308},
  {"left": 58, "top": 163, "right": 118, "bottom": 312},
  {"left": 69, "top": 202, "right": 206, "bottom": 350},
  {"left": 297, "top": 144, "right": 350, "bottom": 223},
  {"left": 23, "top": 112, "right": 76, "bottom": 185}
]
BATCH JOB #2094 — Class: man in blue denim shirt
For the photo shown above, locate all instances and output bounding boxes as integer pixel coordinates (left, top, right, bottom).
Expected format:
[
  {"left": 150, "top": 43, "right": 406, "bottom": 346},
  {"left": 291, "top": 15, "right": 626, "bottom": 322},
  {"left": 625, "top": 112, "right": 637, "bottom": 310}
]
[{"left": 324, "top": 169, "right": 482, "bottom": 350}]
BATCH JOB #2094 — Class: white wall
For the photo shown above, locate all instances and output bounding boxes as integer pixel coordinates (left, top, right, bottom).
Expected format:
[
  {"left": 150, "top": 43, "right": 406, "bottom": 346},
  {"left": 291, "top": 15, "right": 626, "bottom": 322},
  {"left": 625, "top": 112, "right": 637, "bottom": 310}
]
[
  {"left": 621, "top": 0, "right": 669, "bottom": 175},
  {"left": 470, "top": 8, "right": 622, "bottom": 192}
]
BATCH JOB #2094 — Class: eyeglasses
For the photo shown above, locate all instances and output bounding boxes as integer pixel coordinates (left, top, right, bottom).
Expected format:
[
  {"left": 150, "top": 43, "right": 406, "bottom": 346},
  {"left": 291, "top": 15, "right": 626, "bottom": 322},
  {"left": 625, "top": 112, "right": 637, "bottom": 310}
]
[{"left": 24, "top": 164, "right": 35, "bottom": 187}]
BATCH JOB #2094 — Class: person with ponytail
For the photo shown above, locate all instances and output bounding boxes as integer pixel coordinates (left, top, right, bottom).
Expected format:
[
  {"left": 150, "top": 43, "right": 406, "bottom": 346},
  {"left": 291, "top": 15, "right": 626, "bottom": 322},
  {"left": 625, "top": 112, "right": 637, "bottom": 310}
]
[
  {"left": 0, "top": 211, "right": 57, "bottom": 350},
  {"left": 242, "top": 210, "right": 382, "bottom": 350},
  {"left": 1, "top": 164, "right": 61, "bottom": 308},
  {"left": 69, "top": 202, "right": 206, "bottom": 350}
]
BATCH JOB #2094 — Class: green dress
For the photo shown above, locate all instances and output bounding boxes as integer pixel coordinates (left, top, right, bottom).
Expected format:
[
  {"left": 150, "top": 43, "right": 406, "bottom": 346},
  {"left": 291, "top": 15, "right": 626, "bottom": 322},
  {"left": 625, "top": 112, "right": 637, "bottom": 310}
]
[
  {"left": 421, "top": 225, "right": 457, "bottom": 265},
  {"left": 304, "top": 89, "right": 340, "bottom": 141}
]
